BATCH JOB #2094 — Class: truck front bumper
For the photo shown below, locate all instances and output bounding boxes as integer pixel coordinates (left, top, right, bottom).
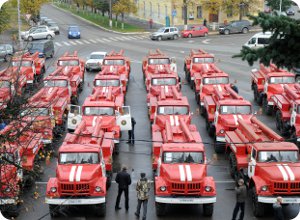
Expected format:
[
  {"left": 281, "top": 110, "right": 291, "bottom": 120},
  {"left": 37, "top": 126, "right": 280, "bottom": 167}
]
[
  {"left": 45, "top": 196, "right": 105, "bottom": 205},
  {"left": 155, "top": 196, "right": 216, "bottom": 204},
  {"left": 258, "top": 196, "right": 300, "bottom": 204},
  {"left": 0, "top": 198, "right": 17, "bottom": 205}
]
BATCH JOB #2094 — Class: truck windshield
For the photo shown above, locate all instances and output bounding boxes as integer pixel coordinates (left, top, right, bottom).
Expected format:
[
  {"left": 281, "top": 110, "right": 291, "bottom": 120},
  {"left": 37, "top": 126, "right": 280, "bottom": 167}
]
[
  {"left": 58, "top": 60, "right": 79, "bottom": 66},
  {"left": 157, "top": 106, "right": 189, "bottom": 115},
  {"left": 12, "top": 61, "right": 32, "bottom": 67},
  {"left": 22, "top": 107, "right": 49, "bottom": 117},
  {"left": 0, "top": 81, "right": 10, "bottom": 88},
  {"left": 44, "top": 80, "right": 68, "bottom": 87},
  {"left": 59, "top": 152, "right": 99, "bottom": 164},
  {"left": 163, "top": 152, "right": 204, "bottom": 164},
  {"left": 84, "top": 107, "right": 114, "bottom": 116},
  {"left": 103, "top": 59, "right": 125, "bottom": 65},
  {"left": 220, "top": 105, "right": 251, "bottom": 114},
  {"left": 95, "top": 79, "right": 120, "bottom": 87},
  {"left": 148, "top": 58, "right": 170, "bottom": 65},
  {"left": 193, "top": 57, "right": 214, "bottom": 63},
  {"left": 258, "top": 151, "right": 298, "bottom": 162},
  {"left": 151, "top": 78, "right": 176, "bottom": 86},
  {"left": 203, "top": 77, "right": 229, "bottom": 85},
  {"left": 269, "top": 76, "right": 295, "bottom": 84}
]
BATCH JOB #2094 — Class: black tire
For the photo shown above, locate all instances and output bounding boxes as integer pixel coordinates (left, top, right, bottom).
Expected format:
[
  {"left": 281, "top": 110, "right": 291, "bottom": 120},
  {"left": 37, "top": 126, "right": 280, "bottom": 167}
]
[
  {"left": 71, "top": 96, "right": 79, "bottom": 105},
  {"left": 6, "top": 204, "right": 20, "bottom": 218},
  {"left": 224, "top": 29, "right": 230, "bottom": 35},
  {"left": 251, "top": 187, "right": 265, "bottom": 217},
  {"left": 157, "top": 36, "right": 162, "bottom": 41},
  {"left": 229, "top": 152, "right": 237, "bottom": 178},
  {"left": 242, "top": 27, "right": 249, "bottom": 34},
  {"left": 203, "top": 203, "right": 214, "bottom": 216},
  {"left": 50, "top": 51, "right": 54, "bottom": 58},
  {"left": 190, "top": 80, "right": 195, "bottom": 90},
  {"left": 200, "top": 105, "right": 206, "bottom": 116},
  {"left": 186, "top": 71, "right": 191, "bottom": 83},
  {"left": 49, "top": 204, "right": 59, "bottom": 218},
  {"left": 214, "top": 141, "right": 224, "bottom": 154},
  {"left": 155, "top": 202, "right": 166, "bottom": 216},
  {"left": 188, "top": 33, "right": 192, "bottom": 38},
  {"left": 95, "top": 203, "right": 106, "bottom": 217},
  {"left": 47, "top": 35, "right": 52, "bottom": 40},
  {"left": 253, "top": 85, "right": 260, "bottom": 103},
  {"left": 106, "top": 171, "right": 112, "bottom": 189},
  {"left": 173, "top": 34, "right": 178, "bottom": 40},
  {"left": 263, "top": 97, "right": 273, "bottom": 115},
  {"left": 28, "top": 36, "right": 33, "bottom": 41}
]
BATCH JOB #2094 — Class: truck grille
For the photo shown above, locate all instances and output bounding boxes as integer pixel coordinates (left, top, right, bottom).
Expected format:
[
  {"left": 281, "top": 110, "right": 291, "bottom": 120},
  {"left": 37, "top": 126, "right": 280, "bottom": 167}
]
[
  {"left": 61, "top": 183, "right": 90, "bottom": 196},
  {"left": 171, "top": 182, "right": 201, "bottom": 195},
  {"left": 273, "top": 182, "right": 300, "bottom": 194}
]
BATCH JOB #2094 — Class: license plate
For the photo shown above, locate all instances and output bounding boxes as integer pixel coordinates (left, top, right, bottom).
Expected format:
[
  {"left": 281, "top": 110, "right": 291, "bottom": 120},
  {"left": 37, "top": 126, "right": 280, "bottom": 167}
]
[
  {"left": 179, "top": 198, "right": 193, "bottom": 202},
  {"left": 284, "top": 198, "right": 298, "bottom": 203},
  {"left": 69, "top": 199, "right": 81, "bottom": 204}
]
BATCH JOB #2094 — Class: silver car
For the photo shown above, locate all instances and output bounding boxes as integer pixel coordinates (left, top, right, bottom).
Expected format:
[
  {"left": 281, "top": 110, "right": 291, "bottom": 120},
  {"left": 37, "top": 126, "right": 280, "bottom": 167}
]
[
  {"left": 47, "top": 21, "right": 60, "bottom": 34},
  {"left": 85, "top": 51, "right": 107, "bottom": 71},
  {"left": 0, "top": 44, "right": 14, "bottom": 62},
  {"left": 24, "top": 26, "right": 55, "bottom": 41},
  {"left": 150, "top": 27, "right": 180, "bottom": 41},
  {"left": 21, "top": 25, "right": 48, "bottom": 39}
]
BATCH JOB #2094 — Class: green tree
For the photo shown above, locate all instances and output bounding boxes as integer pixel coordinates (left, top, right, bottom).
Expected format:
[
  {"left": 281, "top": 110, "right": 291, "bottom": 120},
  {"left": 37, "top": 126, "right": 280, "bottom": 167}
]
[
  {"left": 266, "top": 0, "right": 292, "bottom": 11},
  {"left": 20, "top": 0, "right": 49, "bottom": 18},
  {"left": 112, "top": 0, "right": 137, "bottom": 28},
  {"left": 0, "top": 3, "right": 10, "bottom": 34},
  {"left": 93, "top": 0, "right": 109, "bottom": 16},
  {"left": 234, "top": 13, "right": 300, "bottom": 69}
]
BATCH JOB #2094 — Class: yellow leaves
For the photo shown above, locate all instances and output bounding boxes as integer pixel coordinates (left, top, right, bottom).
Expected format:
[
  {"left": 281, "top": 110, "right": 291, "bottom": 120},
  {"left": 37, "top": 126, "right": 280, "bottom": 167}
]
[
  {"left": 112, "top": 0, "right": 137, "bottom": 15},
  {"left": 202, "top": 0, "right": 223, "bottom": 14}
]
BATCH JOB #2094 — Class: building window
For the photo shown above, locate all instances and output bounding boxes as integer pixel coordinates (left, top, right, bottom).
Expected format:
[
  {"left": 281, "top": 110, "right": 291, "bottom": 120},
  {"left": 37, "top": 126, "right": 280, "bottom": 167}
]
[
  {"left": 197, "top": 6, "right": 202, "bottom": 18},
  {"left": 150, "top": 2, "right": 152, "bottom": 17},
  {"left": 158, "top": 4, "right": 160, "bottom": 18}
]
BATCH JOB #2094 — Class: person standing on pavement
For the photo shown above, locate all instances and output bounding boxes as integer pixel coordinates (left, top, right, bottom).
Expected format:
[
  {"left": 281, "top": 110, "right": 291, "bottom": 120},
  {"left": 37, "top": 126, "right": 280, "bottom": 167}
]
[
  {"left": 149, "top": 19, "right": 153, "bottom": 29},
  {"left": 232, "top": 178, "right": 247, "bottom": 220},
  {"left": 127, "top": 117, "right": 136, "bottom": 144},
  {"left": 135, "top": 173, "right": 151, "bottom": 220},
  {"left": 273, "top": 197, "right": 284, "bottom": 220},
  {"left": 203, "top": 18, "right": 207, "bottom": 27},
  {"left": 115, "top": 166, "right": 132, "bottom": 211}
]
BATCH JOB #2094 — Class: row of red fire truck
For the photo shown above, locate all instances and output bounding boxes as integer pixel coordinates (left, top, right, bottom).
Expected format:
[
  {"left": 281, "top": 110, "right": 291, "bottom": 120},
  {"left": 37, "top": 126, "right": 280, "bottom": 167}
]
[
  {"left": 184, "top": 49, "right": 300, "bottom": 216},
  {"left": 0, "top": 51, "right": 86, "bottom": 217},
  {"left": 45, "top": 50, "right": 133, "bottom": 217},
  {"left": 143, "top": 49, "right": 217, "bottom": 216}
]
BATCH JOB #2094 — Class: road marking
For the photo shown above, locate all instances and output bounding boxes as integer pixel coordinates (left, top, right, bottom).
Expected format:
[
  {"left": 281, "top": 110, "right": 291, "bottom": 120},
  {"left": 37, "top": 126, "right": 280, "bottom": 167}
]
[
  {"left": 63, "top": 41, "right": 71, "bottom": 46},
  {"left": 127, "top": 36, "right": 136, "bottom": 40},
  {"left": 202, "top": 39, "right": 211, "bottom": 44},
  {"left": 188, "top": 40, "right": 194, "bottom": 43},
  {"left": 96, "top": 38, "right": 105, "bottom": 43},
  {"left": 55, "top": 42, "right": 62, "bottom": 47},
  {"left": 75, "top": 40, "right": 83, "bottom": 45},
  {"left": 135, "top": 36, "right": 145, "bottom": 40},
  {"left": 115, "top": 37, "right": 125, "bottom": 41},
  {"left": 102, "top": 38, "right": 111, "bottom": 42},
  {"left": 121, "top": 36, "right": 131, "bottom": 40},
  {"left": 89, "top": 39, "right": 97, "bottom": 43},
  {"left": 109, "top": 37, "right": 118, "bottom": 41},
  {"left": 69, "top": 41, "right": 77, "bottom": 46},
  {"left": 82, "top": 40, "right": 91, "bottom": 44}
]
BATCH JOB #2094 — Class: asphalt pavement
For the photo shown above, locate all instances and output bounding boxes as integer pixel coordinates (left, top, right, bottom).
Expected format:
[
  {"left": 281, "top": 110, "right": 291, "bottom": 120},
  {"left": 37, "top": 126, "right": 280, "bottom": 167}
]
[{"left": 1, "top": 3, "right": 300, "bottom": 220}]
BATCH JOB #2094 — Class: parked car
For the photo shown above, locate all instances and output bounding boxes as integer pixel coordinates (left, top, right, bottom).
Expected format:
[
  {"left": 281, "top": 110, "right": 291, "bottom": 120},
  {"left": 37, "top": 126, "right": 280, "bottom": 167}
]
[
  {"left": 0, "top": 44, "right": 14, "bottom": 62},
  {"left": 40, "top": 16, "right": 47, "bottom": 24},
  {"left": 244, "top": 32, "right": 272, "bottom": 49},
  {"left": 23, "top": 26, "right": 55, "bottom": 41},
  {"left": 150, "top": 27, "right": 179, "bottom": 41},
  {"left": 68, "top": 26, "right": 81, "bottom": 39},
  {"left": 181, "top": 25, "right": 208, "bottom": 38},
  {"left": 27, "top": 40, "right": 54, "bottom": 58},
  {"left": 286, "top": 8, "right": 295, "bottom": 15},
  {"left": 47, "top": 21, "right": 60, "bottom": 34},
  {"left": 21, "top": 25, "right": 48, "bottom": 39},
  {"left": 43, "top": 18, "right": 53, "bottom": 25},
  {"left": 85, "top": 51, "right": 107, "bottom": 71},
  {"left": 219, "top": 20, "right": 251, "bottom": 35}
]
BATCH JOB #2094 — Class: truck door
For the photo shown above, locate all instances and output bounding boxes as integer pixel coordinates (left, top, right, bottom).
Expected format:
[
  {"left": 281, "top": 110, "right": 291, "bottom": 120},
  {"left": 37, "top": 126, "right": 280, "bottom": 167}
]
[
  {"left": 248, "top": 147, "right": 257, "bottom": 178},
  {"left": 116, "top": 106, "right": 132, "bottom": 131},
  {"left": 67, "top": 105, "right": 82, "bottom": 130},
  {"left": 290, "top": 103, "right": 297, "bottom": 126}
]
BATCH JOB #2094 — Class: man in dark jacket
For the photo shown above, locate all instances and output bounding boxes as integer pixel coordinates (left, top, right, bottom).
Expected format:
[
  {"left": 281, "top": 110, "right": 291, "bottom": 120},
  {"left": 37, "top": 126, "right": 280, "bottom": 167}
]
[
  {"left": 232, "top": 178, "right": 247, "bottom": 220},
  {"left": 115, "top": 166, "right": 132, "bottom": 211},
  {"left": 273, "top": 197, "right": 284, "bottom": 220},
  {"left": 127, "top": 117, "right": 136, "bottom": 144}
]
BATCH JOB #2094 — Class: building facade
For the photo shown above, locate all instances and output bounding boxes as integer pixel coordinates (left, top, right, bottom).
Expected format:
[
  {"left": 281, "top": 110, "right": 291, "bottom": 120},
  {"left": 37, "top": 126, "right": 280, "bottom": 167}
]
[{"left": 133, "top": 0, "right": 264, "bottom": 26}]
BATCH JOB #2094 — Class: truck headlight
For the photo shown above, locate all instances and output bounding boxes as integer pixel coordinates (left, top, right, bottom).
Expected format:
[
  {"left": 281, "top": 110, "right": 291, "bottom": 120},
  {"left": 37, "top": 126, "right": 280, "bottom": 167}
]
[
  {"left": 95, "top": 186, "right": 101, "bottom": 192},
  {"left": 261, "top": 186, "right": 268, "bottom": 191},
  {"left": 220, "top": 129, "right": 225, "bottom": 134},
  {"left": 50, "top": 187, "right": 57, "bottom": 193},
  {"left": 160, "top": 186, "right": 166, "bottom": 192},
  {"left": 205, "top": 186, "right": 212, "bottom": 192}
]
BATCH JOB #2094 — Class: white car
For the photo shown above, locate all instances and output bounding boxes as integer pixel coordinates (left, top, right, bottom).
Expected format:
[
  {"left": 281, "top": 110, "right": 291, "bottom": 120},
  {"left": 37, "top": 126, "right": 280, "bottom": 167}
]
[
  {"left": 85, "top": 51, "right": 107, "bottom": 71},
  {"left": 24, "top": 26, "right": 55, "bottom": 41},
  {"left": 21, "top": 25, "right": 48, "bottom": 39}
]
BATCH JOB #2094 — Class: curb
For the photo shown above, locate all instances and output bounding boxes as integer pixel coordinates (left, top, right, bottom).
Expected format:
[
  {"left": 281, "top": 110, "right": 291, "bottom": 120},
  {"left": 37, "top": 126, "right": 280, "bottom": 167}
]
[{"left": 51, "top": 4, "right": 150, "bottom": 35}]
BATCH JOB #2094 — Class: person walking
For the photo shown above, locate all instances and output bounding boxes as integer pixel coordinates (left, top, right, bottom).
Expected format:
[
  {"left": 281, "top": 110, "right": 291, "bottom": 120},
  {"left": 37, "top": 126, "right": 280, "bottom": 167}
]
[
  {"left": 149, "top": 19, "right": 153, "bottom": 29},
  {"left": 273, "top": 197, "right": 284, "bottom": 220},
  {"left": 135, "top": 173, "right": 151, "bottom": 220},
  {"left": 115, "top": 166, "right": 132, "bottom": 211},
  {"left": 127, "top": 117, "right": 136, "bottom": 144},
  {"left": 203, "top": 18, "right": 207, "bottom": 27},
  {"left": 232, "top": 178, "right": 247, "bottom": 220}
]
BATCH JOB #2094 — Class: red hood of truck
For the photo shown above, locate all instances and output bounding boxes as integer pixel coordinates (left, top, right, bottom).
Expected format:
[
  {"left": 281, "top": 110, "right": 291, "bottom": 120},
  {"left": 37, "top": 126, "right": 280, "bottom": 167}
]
[
  {"left": 0, "top": 88, "right": 11, "bottom": 101},
  {"left": 82, "top": 115, "right": 116, "bottom": 127},
  {"left": 267, "top": 84, "right": 294, "bottom": 97},
  {"left": 218, "top": 114, "right": 252, "bottom": 128},
  {"left": 160, "top": 164, "right": 206, "bottom": 182},
  {"left": 1, "top": 165, "right": 17, "bottom": 183},
  {"left": 258, "top": 163, "right": 300, "bottom": 182},
  {"left": 57, "top": 164, "right": 102, "bottom": 182}
]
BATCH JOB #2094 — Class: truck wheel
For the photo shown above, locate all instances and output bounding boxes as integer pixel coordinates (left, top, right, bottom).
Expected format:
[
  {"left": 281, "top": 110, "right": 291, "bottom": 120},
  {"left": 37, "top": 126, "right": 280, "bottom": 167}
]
[
  {"left": 49, "top": 204, "right": 59, "bottom": 218},
  {"left": 263, "top": 97, "right": 273, "bottom": 115},
  {"left": 251, "top": 187, "right": 265, "bottom": 217},
  {"left": 95, "top": 203, "right": 106, "bottom": 217},
  {"left": 229, "top": 152, "right": 237, "bottom": 178},
  {"left": 203, "top": 203, "right": 214, "bottom": 216},
  {"left": 106, "top": 171, "right": 112, "bottom": 189},
  {"left": 155, "top": 202, "right": 166, "bottom": 216},
  {"left": 253, "top": 85, "right": 261, "bottom": 104},
  {"left": 186, "top": 71, "right": 191, "bottom": 83},
  {"left": 214, "top": 141, "right": 224, "bottom": 154},
  {"left": 190, "top": 81, "right": 195, "bottom": 90},
  {"left": 195, "top": 92, "right": 200, "bottom": 105},
  {"left": 200, "top": 105, "right": 206, "bottom": 116},
  {"left": 6, "top": 204, "right": 20, "bottom": 218}
]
